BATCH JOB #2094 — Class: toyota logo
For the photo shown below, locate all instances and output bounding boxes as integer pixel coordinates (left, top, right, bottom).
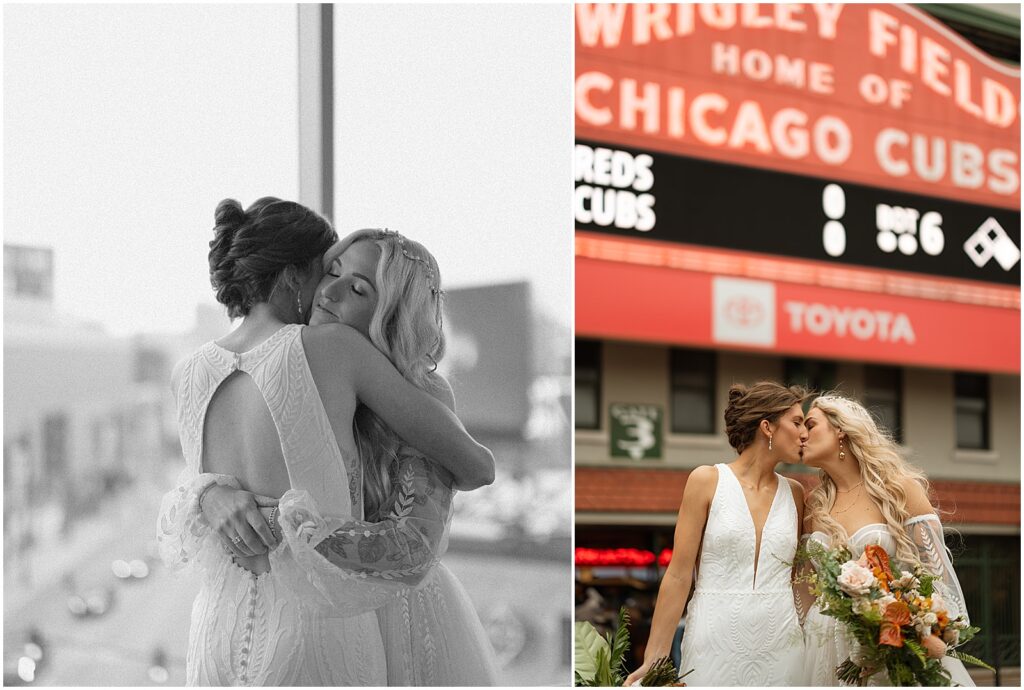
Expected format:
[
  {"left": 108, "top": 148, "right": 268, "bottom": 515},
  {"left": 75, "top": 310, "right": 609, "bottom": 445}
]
[{"left": 725, "top": 296, "right": 765, "bottom": 327}]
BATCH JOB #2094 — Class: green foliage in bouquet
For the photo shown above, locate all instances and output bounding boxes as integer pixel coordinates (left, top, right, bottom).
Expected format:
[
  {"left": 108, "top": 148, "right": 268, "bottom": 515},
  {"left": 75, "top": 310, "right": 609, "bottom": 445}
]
[
  {"left": 574, "top": 608, "right": 693, "bottom": 687},
  {"left": 797, "top": 539, "right": 993, "bottom": 687},
  {"left": 574, "top": 607, "right": 631, "bottom": 687}
]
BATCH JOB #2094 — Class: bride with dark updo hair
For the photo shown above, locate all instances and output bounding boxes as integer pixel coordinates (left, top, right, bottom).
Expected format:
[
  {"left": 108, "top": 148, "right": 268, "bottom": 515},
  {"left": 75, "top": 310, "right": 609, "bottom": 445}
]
[
  {"left": 158, "top": 198, "right": 494, "bottom": 685},
  {"left": 624, "top": 381, "right": 810, "bottom": 686}
]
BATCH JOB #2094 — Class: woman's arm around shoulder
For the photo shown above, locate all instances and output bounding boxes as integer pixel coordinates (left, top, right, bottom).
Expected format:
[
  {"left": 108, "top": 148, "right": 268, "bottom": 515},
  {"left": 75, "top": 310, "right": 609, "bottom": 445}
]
[{"left": 303, "top": 323, "right": 493, "bottom": 490}]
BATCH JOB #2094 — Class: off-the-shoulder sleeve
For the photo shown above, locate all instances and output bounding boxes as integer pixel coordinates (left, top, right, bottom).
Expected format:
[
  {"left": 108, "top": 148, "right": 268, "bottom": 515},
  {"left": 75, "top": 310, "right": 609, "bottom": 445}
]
[
  {"left": 277, "top": 454, "right": 454, "bottom": 603},
  {"left": 156, "top": 467, "right": 240, "bottom": 571},
  {"left": 905, "top": 513, "right": 969, "bottom": 625}
]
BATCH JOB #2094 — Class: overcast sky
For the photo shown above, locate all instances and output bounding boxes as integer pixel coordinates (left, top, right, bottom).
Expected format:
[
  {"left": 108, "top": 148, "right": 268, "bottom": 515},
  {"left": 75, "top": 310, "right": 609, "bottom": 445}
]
[{"left": 5, "top": 4, "right": 571, "bottom": 337}]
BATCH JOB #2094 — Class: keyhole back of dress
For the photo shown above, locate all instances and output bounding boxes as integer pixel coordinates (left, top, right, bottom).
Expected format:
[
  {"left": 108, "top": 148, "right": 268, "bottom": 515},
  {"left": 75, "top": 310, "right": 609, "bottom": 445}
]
[
  {"left": 203, "top": 371, "right": 291, "bottom": 496},
  {"left": 203, "top": 371, "right": 291, "bottom": 574}
]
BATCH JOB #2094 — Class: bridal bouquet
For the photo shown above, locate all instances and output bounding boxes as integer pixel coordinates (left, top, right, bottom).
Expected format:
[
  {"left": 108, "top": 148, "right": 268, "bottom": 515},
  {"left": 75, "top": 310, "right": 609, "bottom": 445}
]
[{"left": 800, "top": 541, "right": 992, "bottom": 686}]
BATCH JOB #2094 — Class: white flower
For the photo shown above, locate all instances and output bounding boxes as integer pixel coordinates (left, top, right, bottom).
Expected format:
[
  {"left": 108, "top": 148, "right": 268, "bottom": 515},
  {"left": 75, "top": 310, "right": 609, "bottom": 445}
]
[
  {"left": 943, "top": 627, "right": 960, "bottom": 646},
  {"left": 852, "top": 598, "right": 873, "bottom": 615},
  {"left": 929, "top": 590, "right": 946, "bottom": 612},
  {"left": 923, "top": 612, "right": 938, "bottom": 626},
  {"left": 837, "top": 561, "right": 877, "bottom": 596},
  {"left": 892, "top": 573, "right": 919, "bottom": 590}
]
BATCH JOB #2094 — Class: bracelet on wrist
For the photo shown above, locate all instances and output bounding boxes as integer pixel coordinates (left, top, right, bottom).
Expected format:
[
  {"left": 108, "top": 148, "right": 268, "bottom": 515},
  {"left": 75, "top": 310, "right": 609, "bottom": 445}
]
[
  {"left": 269, "top": 506, "right": 280, "bottom": 541},
  {"left": 197, "top": 481, "right": 219, "bottom": 515}
]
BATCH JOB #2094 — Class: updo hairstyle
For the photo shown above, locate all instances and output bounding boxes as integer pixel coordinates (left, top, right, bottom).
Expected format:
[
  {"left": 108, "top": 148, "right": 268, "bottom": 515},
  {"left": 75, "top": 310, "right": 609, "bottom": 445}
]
[
  {"left": 724, "top": 381, "right": 811, "bottom": 452},
  {"left": 208, "top": 197, "right": 337, "bottom": 318}
]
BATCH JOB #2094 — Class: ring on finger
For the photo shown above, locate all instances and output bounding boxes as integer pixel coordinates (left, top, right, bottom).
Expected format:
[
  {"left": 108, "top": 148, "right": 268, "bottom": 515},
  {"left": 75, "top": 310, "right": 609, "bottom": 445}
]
[{"left": 231, "top": 535, "right": 243, "bottom": 545}]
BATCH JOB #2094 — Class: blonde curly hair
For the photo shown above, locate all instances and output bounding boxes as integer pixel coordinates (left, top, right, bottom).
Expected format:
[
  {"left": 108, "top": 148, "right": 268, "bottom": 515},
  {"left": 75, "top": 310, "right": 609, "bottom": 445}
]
[{"left": 804, "top": 394, "right": 930, "bottom": 566}]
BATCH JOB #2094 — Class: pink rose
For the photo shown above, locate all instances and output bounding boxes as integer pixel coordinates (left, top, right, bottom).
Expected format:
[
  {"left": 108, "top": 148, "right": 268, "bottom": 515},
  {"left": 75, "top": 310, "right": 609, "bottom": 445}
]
[{"left": 837, "top": 561, "right": 876, "bottom": 596}]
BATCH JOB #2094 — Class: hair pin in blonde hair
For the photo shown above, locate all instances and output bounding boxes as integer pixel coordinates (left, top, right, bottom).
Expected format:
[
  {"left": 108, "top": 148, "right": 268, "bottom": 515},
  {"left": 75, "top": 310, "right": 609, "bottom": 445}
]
[{"left": 378, "top": 228, "right": 445, "bottom": 297}]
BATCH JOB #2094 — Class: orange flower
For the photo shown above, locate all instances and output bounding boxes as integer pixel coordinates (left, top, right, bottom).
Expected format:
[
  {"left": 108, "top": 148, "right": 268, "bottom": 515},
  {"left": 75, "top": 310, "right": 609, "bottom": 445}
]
[
  {"left": 880, "top": 600, "right": 912, "bottom": 648},
  {"left": 863, "top": 545, "right": 894, "bottom": 590}
]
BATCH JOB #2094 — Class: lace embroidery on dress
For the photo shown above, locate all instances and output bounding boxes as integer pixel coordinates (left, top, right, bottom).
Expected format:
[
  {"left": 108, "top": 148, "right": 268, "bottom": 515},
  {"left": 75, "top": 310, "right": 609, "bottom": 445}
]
[
  {"left": 279, "top": 454, "right": 453, "bottom": 588},
  {"left": 156, "top": 324, "right": 388, "bottom": 685},
  {"left": 906, "top": 513, "right": 969, "bottom": 624}
]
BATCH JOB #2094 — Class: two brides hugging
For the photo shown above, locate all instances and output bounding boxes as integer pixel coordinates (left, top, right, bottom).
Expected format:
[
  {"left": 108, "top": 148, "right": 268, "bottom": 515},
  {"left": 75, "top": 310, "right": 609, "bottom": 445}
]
[
  {"left": 157, "top": 197, "right": 500, "bottom": 685},
  {"left": 624, "top": 382, "right": 975, "bottom": 687}
]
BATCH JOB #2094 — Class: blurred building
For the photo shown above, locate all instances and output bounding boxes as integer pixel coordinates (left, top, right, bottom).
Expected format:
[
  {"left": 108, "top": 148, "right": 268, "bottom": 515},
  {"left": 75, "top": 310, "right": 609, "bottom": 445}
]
[
  {"left": 3, "top": 244, "right": 165, "bottom": 593},
  {"left": 573, "top": 3, "right": 1019, "bottom": 681}
]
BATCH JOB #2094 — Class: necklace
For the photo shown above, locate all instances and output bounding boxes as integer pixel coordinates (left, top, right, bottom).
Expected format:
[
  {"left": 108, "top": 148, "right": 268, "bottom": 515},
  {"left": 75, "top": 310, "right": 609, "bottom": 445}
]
[
  {"left": 835, "top": 480, "right": 863, "bottom": 493},
  {"left": 831, "top": 484, "right": 861, "bottom": 515}
]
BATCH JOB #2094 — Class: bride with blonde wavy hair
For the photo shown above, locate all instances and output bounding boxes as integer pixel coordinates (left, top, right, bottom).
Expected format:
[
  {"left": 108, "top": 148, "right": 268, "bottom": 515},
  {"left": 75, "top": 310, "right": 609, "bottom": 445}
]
[
  {"left": 318, "top": 228, "right": 501, "bottom": 686},
  {"left": 176, "top": 224, "right": 500, "bottom": 686},
  {"left": 799, "top": 393, "right": 974, "bottom": 686}
]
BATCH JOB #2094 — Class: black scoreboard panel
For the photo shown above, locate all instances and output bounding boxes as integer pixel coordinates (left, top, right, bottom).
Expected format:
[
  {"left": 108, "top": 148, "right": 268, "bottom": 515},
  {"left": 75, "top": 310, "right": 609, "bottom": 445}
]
[{"left": 575, "top": 139, "right": 1021, "bottom": 286}]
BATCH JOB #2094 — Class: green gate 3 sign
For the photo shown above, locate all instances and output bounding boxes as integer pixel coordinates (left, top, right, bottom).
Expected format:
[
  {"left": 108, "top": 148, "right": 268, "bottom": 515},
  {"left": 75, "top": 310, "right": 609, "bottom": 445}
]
[{"left": 609, "top": 403, "right": 662, "bottom": 460}]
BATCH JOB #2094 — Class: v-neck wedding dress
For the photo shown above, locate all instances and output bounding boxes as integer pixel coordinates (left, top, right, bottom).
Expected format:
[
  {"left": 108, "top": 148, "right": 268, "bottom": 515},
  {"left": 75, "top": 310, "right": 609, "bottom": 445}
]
[{"left": 676, "top": 463, "right": 804, "bottom": 686}]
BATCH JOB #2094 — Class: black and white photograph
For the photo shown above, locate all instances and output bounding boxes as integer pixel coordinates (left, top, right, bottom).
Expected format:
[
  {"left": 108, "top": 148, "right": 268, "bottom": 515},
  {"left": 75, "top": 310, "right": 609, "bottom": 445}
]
[{"left": 5, "top": 4, "right": 571, "bottom": 685}]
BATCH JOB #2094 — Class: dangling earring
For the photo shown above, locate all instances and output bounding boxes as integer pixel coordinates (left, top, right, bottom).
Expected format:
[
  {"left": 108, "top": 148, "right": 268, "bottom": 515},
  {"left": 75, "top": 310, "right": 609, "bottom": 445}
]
[
  {"left": 768, "top": 434, "right": 773, "bottom": 451},
  {"left": 295, "top": 287, "right": 304, "bottom": 321},
  {"left": 839, "top": 439, "right": 846, "bottom": 460}
]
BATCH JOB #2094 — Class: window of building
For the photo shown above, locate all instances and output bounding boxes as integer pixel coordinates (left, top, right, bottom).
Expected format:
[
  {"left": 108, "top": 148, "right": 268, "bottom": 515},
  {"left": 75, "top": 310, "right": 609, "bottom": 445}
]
[
  {"left": 670, "top": 348, "right": 715, "bottom": 434},
  {"left": 864, "top": 365, "right": 903, "bottom": 443},
  {"left": 783, "top": 359, "right": 837, "bottom": 395},
  {"left": 955, "top": 373, "right": 989, "bottom": 450},
  {"left": 575, "top": 339, "right": 601, "bottom": 430},
  {"left": 4, "top": 245, "right": 53, "bottom": 300}
]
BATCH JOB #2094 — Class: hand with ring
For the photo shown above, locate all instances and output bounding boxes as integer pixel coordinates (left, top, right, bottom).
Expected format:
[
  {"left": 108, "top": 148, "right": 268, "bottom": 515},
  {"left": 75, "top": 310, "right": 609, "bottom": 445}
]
[{"left": 199, "top": 483, "right": 280, "bottom": 558}]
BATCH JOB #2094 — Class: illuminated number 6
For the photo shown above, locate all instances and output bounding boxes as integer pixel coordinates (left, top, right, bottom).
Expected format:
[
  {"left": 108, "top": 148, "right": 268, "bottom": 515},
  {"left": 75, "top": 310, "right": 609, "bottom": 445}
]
[{"left": 919, "top": 211, "right": 944, "bottom": 256}]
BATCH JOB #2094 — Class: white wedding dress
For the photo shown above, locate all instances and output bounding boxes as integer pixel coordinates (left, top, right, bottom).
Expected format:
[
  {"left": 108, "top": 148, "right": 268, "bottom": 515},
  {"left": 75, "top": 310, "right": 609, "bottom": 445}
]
[
  {"left": 677, "top": 464, "right": 804, "bottom": 686},
  {"left": 801, "top": 515, "right": 975, "bottom": 686},
  {"left": 158, "top": 324, "right": 499, "bottom": 686}
]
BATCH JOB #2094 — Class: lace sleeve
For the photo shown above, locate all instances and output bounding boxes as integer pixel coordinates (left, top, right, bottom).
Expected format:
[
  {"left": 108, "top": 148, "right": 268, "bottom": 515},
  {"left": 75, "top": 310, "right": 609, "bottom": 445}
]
[
  {"left": 278, "top": 454, "right": 454, "bottom": 602},
  {"left": 156, "top": 467, "right": 241, "bottom": 571},
  {"left": 905, "top": 513, "right": 969, "bottom": 625}
]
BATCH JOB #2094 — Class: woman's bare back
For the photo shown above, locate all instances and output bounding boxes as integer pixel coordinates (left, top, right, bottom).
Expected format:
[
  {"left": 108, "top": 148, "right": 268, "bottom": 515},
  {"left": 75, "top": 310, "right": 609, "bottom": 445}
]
[{"left": 203, "top": 371, "right": 292, "bottom": 498}]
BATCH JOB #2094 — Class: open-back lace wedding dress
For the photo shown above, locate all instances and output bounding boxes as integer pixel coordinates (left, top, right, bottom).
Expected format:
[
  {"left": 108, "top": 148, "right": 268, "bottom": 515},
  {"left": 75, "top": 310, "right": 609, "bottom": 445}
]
[{"left": 157, "top": 324, "right": 498, "bottom": 685}]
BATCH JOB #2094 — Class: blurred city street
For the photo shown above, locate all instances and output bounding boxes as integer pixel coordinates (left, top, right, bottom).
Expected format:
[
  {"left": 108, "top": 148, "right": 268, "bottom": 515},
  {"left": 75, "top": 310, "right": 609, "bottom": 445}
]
[{"left": 5, "top": 468, "right": 571, "bottom": 686}]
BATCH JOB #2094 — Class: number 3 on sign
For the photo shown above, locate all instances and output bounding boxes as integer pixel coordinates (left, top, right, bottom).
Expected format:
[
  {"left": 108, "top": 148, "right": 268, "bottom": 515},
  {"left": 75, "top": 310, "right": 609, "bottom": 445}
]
[{"left": 610, "top": 403, "right": 663, "bottom": 460}]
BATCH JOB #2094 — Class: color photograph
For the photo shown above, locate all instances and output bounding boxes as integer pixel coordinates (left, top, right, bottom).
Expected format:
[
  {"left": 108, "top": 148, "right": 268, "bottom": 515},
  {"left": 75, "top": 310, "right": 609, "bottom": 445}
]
[{"left": 573, "top": 3, "right": 1020, "bottom": 687}]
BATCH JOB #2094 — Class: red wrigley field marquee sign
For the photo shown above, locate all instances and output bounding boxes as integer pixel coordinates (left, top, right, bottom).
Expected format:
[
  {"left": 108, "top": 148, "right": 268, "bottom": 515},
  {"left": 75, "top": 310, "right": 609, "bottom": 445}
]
[
  {"left": 575, "top": 3, "right": 1020, "bottom": 207},
  {"left": 575, "top": 3, "right": 1020, "bottom": 374}
]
